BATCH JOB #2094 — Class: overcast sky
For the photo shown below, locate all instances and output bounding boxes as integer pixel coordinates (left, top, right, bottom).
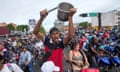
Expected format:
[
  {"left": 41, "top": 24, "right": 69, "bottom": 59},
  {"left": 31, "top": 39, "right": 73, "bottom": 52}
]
[{"left": 0, "top": 0, "right": 120, "bottom": 31}]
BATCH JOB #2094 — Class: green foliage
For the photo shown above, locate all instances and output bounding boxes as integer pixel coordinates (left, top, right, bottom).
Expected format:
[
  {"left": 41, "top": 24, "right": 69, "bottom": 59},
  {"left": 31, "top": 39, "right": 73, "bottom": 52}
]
[
  {"left": 16, "top": 25, "right": 21, "bottom": 31},
  {"left": 79, "top": 22, "right": 90, "bottom": 28},
  {"left": 7, "top": 24, "right": 15, "bottom": 31},
  {"left": 16, "top": 25, "right": 29, "bottom": 32},
  {"left": 39, "top": 26, "right": 46, "bottom": 34}
]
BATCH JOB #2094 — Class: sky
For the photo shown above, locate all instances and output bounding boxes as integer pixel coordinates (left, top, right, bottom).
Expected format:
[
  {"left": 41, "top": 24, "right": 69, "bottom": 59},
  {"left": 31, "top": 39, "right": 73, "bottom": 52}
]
[{"left": 0, "top": 0, "right": 120, "bottom": 32}]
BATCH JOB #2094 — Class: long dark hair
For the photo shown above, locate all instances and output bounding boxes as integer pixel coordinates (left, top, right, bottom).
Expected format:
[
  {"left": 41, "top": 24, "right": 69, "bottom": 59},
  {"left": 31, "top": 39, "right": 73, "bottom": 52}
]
[{"left": 71, "top": 40, "right": 79, "bottom": 50}]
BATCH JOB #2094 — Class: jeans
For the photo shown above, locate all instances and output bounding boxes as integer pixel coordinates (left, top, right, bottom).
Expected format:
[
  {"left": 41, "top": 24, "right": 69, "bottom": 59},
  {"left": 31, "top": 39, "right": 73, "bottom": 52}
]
[
  {"left": 87, "top": 53, "right": 98, "bottom": 68},
  {"left": 90, "top": 56, "right": 98, "bottom": 68},
  {"left": 27, "top": 61, "right": 34, "bottom": 72}
]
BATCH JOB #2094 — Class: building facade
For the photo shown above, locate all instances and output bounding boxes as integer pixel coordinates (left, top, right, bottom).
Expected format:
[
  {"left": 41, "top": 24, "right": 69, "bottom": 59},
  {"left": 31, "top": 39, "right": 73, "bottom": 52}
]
[
  {"left": 91, "top": 10, "right": 120, "bottom": 27},
  {"left": 54, "top": 20, "right": 64, "bottom": 31}
]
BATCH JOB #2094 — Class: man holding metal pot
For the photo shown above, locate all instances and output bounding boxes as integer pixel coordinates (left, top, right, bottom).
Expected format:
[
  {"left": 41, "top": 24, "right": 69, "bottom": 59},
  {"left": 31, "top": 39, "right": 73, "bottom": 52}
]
[{"left": 33, "top": 7, "right": 76, "bottom": 72}]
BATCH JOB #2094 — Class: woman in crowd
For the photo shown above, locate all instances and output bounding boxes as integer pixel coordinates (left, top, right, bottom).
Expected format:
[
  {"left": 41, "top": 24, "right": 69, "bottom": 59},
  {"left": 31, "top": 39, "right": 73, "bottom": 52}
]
[{"left": 69, "top": 40, "right": 89, "bottom": 72}]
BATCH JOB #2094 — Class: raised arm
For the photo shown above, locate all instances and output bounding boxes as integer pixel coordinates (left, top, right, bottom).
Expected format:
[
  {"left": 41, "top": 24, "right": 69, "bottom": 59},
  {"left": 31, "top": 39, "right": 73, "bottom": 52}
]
[
  {"left": 64, "top": 8, "right": 77, "bottom": 45},
  {"left": 33, "top": 9, "right": 48, "bottom": 40}
]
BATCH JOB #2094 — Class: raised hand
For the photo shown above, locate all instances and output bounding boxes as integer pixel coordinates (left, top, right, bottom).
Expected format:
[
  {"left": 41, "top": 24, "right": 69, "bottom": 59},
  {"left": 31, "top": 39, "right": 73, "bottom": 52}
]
[
  {"left": 69, "top": 8, "right": 77, "bottom": 17},
  {"left": 40, "top": 9, "right": 48, "bottom": 19}
]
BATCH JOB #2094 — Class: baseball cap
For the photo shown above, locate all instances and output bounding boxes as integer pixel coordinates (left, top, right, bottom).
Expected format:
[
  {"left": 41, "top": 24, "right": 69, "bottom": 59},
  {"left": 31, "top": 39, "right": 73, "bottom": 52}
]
[{"left": 41, "top": 61, "right": 60, "bottom": 72}]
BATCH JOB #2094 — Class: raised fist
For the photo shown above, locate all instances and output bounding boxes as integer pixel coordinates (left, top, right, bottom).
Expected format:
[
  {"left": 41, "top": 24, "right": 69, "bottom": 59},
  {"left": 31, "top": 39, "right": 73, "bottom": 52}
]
[
  {"left": 40, "top": 9, "right": 48, "bottom": 18},
  {"left": 69, "top": 8, "right": 77, "bottom": 16}
]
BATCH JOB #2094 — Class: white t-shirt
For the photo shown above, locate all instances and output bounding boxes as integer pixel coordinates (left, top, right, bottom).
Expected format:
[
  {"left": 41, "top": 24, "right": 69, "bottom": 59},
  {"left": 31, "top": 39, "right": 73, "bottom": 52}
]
[
  {"left": 0, "top": 63, "right": 23, "bottom": 72},
  {"left": 35, "top": 41, "right": 44, "bottom": 49},
  {"left": 12, "top": 41, "right": 17, "bottom": 47}
]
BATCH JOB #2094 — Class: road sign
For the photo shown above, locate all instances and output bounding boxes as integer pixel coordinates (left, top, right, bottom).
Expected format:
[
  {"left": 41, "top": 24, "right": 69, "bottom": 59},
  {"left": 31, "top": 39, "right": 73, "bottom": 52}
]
[
  {"left": 29, "top": 19, "right": 36, "bottom": 25},
  {"left": 88, "top": 13, "right": 98, "bottom": 17}
]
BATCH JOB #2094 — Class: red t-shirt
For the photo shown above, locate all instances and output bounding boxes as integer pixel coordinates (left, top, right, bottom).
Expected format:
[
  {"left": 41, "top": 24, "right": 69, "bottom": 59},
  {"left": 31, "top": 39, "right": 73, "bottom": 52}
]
[
  {"left": 104, "top": 32, "right": 109, "bottom": 39},
  {"left": 79, "top": 37, "right": 87, "bottom": 49}
]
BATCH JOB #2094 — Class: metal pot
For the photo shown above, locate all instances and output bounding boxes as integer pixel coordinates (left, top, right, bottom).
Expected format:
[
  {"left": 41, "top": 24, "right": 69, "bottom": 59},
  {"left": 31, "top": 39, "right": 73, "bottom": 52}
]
[
  {"left": 48, "top": 2, "right": 74, "bottom": 21},
  {"left": 57, "top": 2, "right": 74, "bottom": 21}
]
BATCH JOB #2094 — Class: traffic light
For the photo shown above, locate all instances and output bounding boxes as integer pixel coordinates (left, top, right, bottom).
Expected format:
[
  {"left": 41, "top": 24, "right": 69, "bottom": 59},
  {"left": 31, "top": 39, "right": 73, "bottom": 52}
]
[{"left": 79, "top": 13, "right": 88, "bottom": 17}]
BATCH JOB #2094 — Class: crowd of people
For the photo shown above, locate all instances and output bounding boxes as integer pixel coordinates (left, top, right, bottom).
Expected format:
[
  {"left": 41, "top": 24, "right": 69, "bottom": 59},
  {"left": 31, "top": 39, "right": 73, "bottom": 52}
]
[
  {"left": 0, "top": 33, "right": 43, "bottom": 72},
  {"left": 0, "top": 8, "right": 120, "bottom": 72}
]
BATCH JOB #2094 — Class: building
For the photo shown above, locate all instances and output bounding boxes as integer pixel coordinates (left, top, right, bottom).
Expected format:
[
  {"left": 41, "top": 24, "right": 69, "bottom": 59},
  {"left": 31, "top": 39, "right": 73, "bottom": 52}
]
[
  {"left": 62, "top": 23, "right": 79, "bottom": 31},
  {"left": 0, "top": 27, "right": 10, "bottom": 36},
  {"left": 91, "top": 10, "right": 120, "bottom": 27},
  {"left": 54, "top": 19, "right": 79, "bottom": 32},
  {"left": 0, "top": 22, "right": 18, "bottom": 41},
  {"left": 0, "top": 22, "right": 10, "bottom": 36},
  {"left": 0, "top": 27, "right": 10, "bottom": 41},
  {"left": 0, "top": 22, "right": 7, "bottom": 27},
  {"left": 54, "top": 20, "right": 64, "bottom": 31}
]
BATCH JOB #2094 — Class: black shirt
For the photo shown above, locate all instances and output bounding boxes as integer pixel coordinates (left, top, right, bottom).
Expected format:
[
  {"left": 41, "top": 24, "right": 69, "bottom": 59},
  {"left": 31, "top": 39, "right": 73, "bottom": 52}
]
[{"left": 88, "top": 43, "right": 99, "bottom": 56}]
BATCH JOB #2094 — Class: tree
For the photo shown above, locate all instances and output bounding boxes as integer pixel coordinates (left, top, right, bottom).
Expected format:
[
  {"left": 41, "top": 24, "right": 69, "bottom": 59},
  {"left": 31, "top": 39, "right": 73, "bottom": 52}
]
[
  {"left": 23, "top": 25, "right": 29, "bottom": 32},
  {"left": 16, "top": 25, "right": 29, "bottom": 32},
  {"left": 79, "top": 22, "right": 90, "bottom": 28},
  {"left": 16, "top": 25, "right": 22, "bottom": 31},
  {"left": 39, "top": 26, "right": 46, "bottom": 34},
  {"left": 7, "top": 24, "right": 15, "bottom": 31}
]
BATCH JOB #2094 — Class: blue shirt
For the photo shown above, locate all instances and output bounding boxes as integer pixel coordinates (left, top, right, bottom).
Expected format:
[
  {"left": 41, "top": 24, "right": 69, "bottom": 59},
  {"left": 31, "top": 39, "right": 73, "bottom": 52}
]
[{"left": 19, "top": 51, "right": 32, "bottom": 65}]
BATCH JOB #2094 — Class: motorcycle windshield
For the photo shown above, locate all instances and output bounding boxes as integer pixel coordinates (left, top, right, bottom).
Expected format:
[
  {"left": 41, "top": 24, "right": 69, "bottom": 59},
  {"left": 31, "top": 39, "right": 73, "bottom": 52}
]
[
  {"left": 112, "top": 57, "right": 120, "bottom": 66},
  {"left": 100, "top": 57, "right": 111, "bottom": 65}
]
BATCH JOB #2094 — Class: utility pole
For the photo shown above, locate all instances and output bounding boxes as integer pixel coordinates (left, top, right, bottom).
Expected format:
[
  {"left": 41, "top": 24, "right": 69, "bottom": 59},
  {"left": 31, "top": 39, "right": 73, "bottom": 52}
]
[{"left": 98, "top": 13, "right": 101, "bottom": 30}]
